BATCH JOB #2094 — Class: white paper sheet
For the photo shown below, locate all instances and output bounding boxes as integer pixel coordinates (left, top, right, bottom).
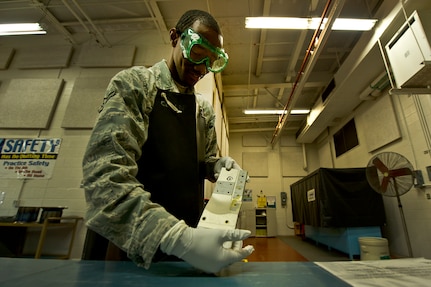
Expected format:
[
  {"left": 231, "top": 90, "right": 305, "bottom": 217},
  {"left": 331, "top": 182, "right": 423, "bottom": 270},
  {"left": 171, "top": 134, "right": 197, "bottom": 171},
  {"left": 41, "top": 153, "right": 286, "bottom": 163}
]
[{"left": 316, "top": 258, "right": 431, "bottom": 287}]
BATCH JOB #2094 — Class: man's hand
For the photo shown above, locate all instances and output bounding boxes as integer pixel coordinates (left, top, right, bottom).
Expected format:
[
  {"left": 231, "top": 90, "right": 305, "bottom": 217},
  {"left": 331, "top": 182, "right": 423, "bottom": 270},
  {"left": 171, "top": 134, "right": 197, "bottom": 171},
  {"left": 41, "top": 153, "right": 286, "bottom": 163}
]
[
  {"left": 160, "top": 221, "right": 254, "bottom": 273},
  {"left": 214, "top": 157, "right": 242, "bottom": 179}
]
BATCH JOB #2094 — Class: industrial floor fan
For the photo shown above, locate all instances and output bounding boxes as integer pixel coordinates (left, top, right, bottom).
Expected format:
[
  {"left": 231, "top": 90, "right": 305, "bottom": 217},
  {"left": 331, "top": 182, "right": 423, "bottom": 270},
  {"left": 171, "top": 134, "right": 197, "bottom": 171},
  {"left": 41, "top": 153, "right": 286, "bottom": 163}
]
[{"left": 365, "top": 151, "right": 414, "bottom": 257}]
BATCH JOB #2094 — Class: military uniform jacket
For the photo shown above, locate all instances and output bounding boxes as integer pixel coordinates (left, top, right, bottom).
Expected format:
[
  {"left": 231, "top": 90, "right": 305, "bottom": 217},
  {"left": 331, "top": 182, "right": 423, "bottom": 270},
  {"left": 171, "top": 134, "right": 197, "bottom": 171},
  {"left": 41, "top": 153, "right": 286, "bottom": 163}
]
[{"left": 82, "top": 60, "right": 219, "bottom": 268}]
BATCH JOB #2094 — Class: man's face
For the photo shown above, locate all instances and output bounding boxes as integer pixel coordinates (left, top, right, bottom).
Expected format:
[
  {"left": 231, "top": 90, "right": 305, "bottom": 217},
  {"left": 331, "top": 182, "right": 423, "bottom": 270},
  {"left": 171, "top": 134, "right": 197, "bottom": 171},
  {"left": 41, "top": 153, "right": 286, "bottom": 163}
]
[{"left": 170, "top": 21, "right": 223, "bottom": 88}]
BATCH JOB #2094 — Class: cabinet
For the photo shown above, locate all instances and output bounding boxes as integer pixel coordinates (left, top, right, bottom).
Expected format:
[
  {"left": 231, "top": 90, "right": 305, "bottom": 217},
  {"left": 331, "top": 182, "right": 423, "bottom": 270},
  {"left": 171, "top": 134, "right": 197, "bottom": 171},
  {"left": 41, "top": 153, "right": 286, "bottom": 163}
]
[{"left": 255, "top": 208, "right": 276, "bottom": 237}]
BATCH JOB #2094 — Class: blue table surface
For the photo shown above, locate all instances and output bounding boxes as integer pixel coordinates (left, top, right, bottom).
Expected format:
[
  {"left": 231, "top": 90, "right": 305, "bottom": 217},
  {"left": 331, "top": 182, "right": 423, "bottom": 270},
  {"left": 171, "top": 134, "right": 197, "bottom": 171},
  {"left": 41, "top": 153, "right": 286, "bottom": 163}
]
[{"left": 0, "top": 258, "right": 350, "bottom": 287}]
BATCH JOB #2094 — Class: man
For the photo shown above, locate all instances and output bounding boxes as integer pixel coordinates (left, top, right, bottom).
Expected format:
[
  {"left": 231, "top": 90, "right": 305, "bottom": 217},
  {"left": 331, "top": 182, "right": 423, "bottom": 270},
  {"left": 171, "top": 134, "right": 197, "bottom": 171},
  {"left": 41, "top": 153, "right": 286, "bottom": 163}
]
[{"left": 81, "top": 10, "right": 254, "bottom": 274}]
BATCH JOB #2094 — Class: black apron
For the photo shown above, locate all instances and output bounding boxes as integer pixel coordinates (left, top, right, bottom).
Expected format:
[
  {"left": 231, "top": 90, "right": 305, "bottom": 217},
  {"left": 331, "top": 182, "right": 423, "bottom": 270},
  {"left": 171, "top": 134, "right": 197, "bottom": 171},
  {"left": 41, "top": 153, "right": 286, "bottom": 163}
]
[
  {"left": 82, "top": 89, "right": 206, "bottom": 261},
  {"left": 136, "top": 89, "right": 205, "bottom": 227}
]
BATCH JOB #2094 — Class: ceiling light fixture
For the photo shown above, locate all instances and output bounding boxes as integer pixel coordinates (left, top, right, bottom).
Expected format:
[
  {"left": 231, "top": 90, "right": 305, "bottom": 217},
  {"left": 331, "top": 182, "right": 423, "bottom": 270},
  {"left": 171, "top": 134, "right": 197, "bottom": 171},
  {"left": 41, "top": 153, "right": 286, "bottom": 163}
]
[
  {"left": 243, "top": 109, "right": 310, "bottom": 115},
  {"left": 0, "top": 23, "right": 46, "bottom": 36},
  {"left": 245, "top": 17, "right": 377, "bottom": 31}
]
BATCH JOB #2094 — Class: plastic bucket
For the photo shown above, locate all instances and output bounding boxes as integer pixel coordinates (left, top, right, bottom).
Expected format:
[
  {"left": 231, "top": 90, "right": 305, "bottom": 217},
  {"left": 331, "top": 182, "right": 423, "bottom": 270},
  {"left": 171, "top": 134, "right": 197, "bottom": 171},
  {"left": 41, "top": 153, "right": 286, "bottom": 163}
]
[{"left": 358, "top": 237, "right": 390, "bottom": 260}]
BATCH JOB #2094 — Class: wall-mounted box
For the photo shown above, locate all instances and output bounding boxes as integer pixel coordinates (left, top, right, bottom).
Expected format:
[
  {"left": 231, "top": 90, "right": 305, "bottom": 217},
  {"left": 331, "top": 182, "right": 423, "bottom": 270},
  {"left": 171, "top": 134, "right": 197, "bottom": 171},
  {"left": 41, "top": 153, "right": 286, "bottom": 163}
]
[
  {"left": 426, "top": 166, "right": 431, "bottom": 181},
  {"left": 413, "top": 170, "right": 424, "bottom": 187},
  {"left": 385, "top": 10, "right": 431, "bottom": 88}
]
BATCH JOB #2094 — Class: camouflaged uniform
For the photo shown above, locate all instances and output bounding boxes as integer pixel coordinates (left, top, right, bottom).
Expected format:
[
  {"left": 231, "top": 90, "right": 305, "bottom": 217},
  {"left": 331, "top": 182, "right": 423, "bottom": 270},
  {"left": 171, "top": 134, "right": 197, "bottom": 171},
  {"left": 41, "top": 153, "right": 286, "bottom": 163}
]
[{"left": 82, "top": 59, "right": 219, "bottom": 268}]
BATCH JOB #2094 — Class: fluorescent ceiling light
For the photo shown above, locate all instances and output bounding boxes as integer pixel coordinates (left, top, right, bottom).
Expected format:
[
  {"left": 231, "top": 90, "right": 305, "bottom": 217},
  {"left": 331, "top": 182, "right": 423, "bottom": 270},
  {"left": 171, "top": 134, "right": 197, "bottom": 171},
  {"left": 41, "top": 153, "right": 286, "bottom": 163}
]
[
  {"left": 245, "top": 17, "right": 377, "bottom": 31},
  {"left": 0, "top": 23, "right": 46, "bottom": 36},
  {"left": 244, "top": 109, "right": 310, "bottom": 115}
]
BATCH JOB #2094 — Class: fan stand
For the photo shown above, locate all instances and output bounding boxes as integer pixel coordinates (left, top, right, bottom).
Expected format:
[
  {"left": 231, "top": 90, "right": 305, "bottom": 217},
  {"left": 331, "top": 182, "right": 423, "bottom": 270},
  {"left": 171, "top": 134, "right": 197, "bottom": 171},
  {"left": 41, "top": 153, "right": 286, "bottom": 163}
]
[{"left": 393, "top": 179, "right": 413, "bottom": 257}]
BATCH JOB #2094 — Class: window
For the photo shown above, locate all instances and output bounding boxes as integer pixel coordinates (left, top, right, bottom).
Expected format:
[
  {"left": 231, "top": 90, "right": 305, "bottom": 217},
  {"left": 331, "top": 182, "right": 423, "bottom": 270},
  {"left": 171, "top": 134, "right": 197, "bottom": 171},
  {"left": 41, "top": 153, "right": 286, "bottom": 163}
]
[{"left": 333, "top": 118, "right": 359, "bottom": 157}]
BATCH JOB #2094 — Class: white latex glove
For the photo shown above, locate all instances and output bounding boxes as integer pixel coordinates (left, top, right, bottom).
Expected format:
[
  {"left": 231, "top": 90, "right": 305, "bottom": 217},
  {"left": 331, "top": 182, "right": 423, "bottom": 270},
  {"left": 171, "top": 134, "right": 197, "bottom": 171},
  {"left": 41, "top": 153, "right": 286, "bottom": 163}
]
[
  {"left": 214, "top": 156, "right": 242, "bottom": 179},
  {"left": 160, "top": 220, "right": 254, "bottom": 273}
]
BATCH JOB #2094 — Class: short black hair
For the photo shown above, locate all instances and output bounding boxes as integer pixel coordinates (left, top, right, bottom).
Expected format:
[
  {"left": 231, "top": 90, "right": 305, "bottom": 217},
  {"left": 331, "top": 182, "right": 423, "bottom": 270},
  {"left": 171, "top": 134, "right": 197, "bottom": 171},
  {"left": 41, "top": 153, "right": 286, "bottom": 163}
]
[{"left": 175, "top": 10, "right": 221, "bottom": 34}]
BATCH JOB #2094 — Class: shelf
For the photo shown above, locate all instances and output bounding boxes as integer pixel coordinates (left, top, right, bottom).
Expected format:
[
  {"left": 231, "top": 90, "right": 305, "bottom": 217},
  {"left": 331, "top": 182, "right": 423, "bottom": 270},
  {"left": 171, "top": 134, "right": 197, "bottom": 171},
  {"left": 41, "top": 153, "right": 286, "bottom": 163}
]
[
  {"left": 254, "top": 208, "right": 276, "bottom": 237},
  {"left": 0, "top": 216, "right": 82, "bottom": 259},
  {"left": 239, "top": 208, "right": 277, "bottom": 237}
]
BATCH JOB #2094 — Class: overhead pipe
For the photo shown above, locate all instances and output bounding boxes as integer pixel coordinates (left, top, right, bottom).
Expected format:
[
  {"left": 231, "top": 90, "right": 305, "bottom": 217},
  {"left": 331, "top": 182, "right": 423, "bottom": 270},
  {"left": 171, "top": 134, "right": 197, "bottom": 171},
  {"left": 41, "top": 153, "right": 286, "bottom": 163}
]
[
  {"left": 255, "top": 0, "right": 272, "bottom": 76},
  {"left": 284, "top": 0, "right": 319, "bottom": 82},
  {"left": 302, "top": 143, "right": 308, "bottom": 171},
  {"left": 61, "top": 1, "right": 91, "bottom": 34},
  {"left": 271, "top": 0, "right": 343, "bottom": 144},
  {"left": 271, "top": 0, "right": 333, "bottom": 144},
  {"left": 31, "top": 0, "right": 76, "bottom": 45},
  {"left": 61, "top": 0, "right": 110, "bottom": 47},
  {"left": 271, "top": 0, "right": 346, "bottom": 145},
  {"left": 71, "top": 0, "right": 111, "bottom": 47},
  {"left": 144, "top": 0, "right": 169, "bottom": 43}
]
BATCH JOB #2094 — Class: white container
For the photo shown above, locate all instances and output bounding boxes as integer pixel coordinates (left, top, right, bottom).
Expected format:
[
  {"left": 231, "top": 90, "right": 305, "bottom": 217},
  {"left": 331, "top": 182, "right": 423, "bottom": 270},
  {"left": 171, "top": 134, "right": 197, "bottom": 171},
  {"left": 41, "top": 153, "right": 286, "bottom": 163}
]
[{"left": 358, "top": 237, "right": 390, "bottom": 260}]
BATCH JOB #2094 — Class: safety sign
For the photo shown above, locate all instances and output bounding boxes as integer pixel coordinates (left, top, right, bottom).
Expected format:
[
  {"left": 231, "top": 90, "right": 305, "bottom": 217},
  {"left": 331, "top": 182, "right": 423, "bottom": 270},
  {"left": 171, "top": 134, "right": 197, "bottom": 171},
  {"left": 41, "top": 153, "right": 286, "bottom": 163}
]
[{"left": 0, "top": 138, "right": 62, "bottom": 179}]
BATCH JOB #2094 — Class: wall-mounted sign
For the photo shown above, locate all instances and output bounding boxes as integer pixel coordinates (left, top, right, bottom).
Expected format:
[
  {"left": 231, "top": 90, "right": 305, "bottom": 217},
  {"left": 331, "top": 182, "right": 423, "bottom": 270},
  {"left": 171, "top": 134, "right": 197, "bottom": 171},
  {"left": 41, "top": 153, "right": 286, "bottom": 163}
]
[{"left": 0, "top": 138, "right": 62, "bottom": 179}]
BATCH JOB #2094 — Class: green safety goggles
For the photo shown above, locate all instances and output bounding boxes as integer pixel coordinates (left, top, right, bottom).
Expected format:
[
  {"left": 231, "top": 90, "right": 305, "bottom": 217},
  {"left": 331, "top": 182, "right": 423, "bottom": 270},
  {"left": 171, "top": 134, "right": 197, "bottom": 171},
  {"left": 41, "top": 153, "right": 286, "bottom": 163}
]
[{"left": 180, "top": 28, "right": 229, "bottom": 73}]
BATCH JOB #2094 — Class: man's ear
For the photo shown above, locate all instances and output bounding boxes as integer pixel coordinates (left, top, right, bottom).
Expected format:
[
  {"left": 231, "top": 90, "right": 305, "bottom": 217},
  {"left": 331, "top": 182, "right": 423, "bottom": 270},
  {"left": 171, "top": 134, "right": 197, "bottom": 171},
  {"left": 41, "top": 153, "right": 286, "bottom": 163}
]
[{"left": 170, "top": 28, "right": 179, "bottom": 47}]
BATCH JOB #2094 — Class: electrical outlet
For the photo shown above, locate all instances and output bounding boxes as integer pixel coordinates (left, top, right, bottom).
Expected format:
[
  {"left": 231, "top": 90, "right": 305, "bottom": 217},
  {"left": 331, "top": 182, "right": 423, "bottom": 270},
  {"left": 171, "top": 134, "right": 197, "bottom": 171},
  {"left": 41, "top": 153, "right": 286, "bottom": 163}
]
[{"left": 426, "top": 191, "right": 431, "bottom": 201}]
